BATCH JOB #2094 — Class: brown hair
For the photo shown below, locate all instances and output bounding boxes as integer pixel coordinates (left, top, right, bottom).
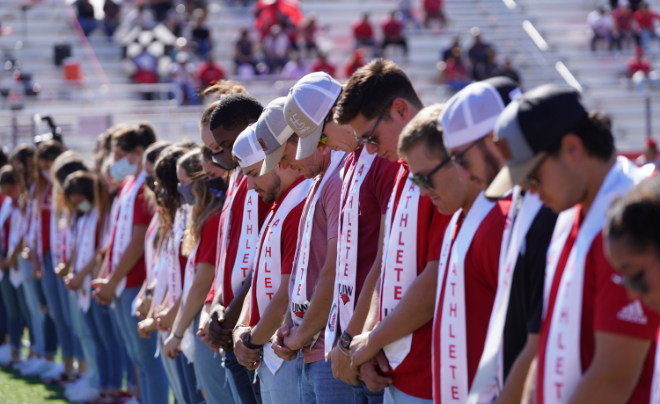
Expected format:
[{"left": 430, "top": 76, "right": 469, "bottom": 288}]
[
  {"left": 398, "top": 104, "right": 448, "bottom": 160},
  {"left": 335, "top": 58, "right": 423, "bottom": 125},
  {"left": 200, "top": 81, "right": 248, "bottom": 128},
  {"left": 177, "top": 149, "right": 223, "bottom": 255},
  {"left": 153, "top": 145, "right": 189, "bottom": 251},
  {"left": 112, "top": 123, "right": 157, "bottom": 153},
  {"left": 34, "top": 140, "right": 67, "bottom": 217},
  {"left": 63, "top": 171, "right": 110, "bottom": 237}
]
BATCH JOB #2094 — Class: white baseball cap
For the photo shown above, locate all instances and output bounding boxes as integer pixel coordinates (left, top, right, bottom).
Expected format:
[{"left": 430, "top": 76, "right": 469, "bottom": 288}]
[
  {"left": 439, "top": 77, "right": 519, "bottom": 149},
  {"left": 232, "top": 123, "right": 266, "bottom": 170},
  {"left": 284, "top": 72, "right": 342, "bottom": 160},
  {"left": 255, "top": 97, "right": 295, "bottom": 175}
]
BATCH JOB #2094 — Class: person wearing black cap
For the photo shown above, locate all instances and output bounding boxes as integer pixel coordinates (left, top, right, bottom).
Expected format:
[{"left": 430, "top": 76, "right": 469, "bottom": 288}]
[
  {"left": 436, "top": 77, "right": 558, "bottom": 403},
  {"left": 488, "top": 84, "right": 659, "bottom": 404}
]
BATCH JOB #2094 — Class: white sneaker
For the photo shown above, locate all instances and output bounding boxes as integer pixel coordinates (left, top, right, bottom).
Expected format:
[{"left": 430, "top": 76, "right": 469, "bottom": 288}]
[
  {"left": 40, "top": 362, "right": 64, "bottom": 381},
  {"left": 22, "top": 358, "right": 52, "bottom": 376},
  {"left": 66, "top": 385, "right": 100, "bottom": 402},
  {"left": 65, "top": 376, "right": 88, "bottom": 393},
  {"left": 123, "top": 397, "right": 140, "bottom": 404},
  {"left": 15, "top": 356, "right": 38, "bottom": 371}
]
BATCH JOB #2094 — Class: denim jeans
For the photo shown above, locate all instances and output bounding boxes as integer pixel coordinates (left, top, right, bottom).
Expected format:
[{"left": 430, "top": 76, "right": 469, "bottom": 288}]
[
  {"left": 159, "top": 333, "right": 186, "bottom": 404},
  {"left": 0, "top": 276, "right": 29, "bottom": 350},
  {"left": 258, "top": 355, "right": 302, "bottom": 404},
  {"left": 191, "top": 311, "right": 236, "bottom": 404},
  {"left": 383, "top": 386, "right": 431, "bottom": 404},
  {"left": 640, "top": 28, "right": 658, "bottom": 51},
  {"left": 353, "top": 384, "right": 384, "bottom": 404},
  {"left": 41, "top": 251, "right": 80, "bottom": 359},
  {"left": 175, "top": 353, "right": 203, "bottom": 404},
  {"left": 84, "top": 300, "right": 124, "bottom": 390},
  {"left": 18, "top": 256, "right": 51, "bottom": 357},
  {"left": 68, "top": 291, "right": 97, "bottom": 386},
  {"left": 301, "top": 357, "right": 354, "bottom": 404},
  {"left": 112, "top": 286, "right": 168, "bottom": 404},
  {"left": 225, "top": 350, "right": 261, "bottom": 404}
]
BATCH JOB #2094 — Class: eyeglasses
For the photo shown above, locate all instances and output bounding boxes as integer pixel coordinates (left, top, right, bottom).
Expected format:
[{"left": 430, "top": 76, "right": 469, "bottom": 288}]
[
  {"left": 355, "top": 100, "right": 394, "bottom": 147},
  {"left": 409, "top": 155, "right": 452, "bottom": 190},
  {"left": 409, "top": 139, "right": 482, "bottom": 190},
  {"left": 450, "top": 137, "right": 483, "bottom": 169},
  {"left": 523, "top": 154, "right": 549, "bottom": 189},
  {"left": 613, "top": 271, "right": 649, "bottom": 294}
]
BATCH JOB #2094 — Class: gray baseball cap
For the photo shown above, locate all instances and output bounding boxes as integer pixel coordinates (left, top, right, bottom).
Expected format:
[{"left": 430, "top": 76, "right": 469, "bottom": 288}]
[
  {"left": 283, "top": 72, "right": 342, "bottom": 160},
  {"left": 255, "top": 97, "right": 295, "bottom": 175},
  {"left": 485, "top": 85, "right": 588, "bottom": 199}
]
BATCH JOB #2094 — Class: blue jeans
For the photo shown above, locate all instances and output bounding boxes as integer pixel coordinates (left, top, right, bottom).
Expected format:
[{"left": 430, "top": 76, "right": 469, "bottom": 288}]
[
  {"left": 19, "top": 256, "right": 52, "bottom": 357},
  {"left": 175, "top": 353, "right": 203, "bottom": 404},
  {"left": 78, "top": 17, "right": 97, "bottom": 36},
  {"left": 112, "top": 286, "right": 168, "bottom": 404},
  {"left": 383, "top": 386, "right": 431, "bottom": 404},
  {"left": 640, "top": 28, "right": 658, "bottom": 51},
  {"left": 41, "top": 251, "right": 79, "bottom": 359},
  {"left": 68, "top": 291, "right": 97, "bottom": 386},
  {"left": 225, "top": 350, "right": 261, "bottom": 404},
  {"left": 0, "top": 276, "right": 29, "bottom": 350},
  {"left": 84, "top": 300, "right": 124, "bottom": 390},
  {"left": 191, "top": 311, "right": 236, "bottom": 404},
  {"left": 301, "top": 356, "right": 354, "bottom": 404},
  {"left": 353, "top": 384, "right": 384, "bottom": 404},
  {"left": 258, "top": 355, "right": 302, "bottom": 404},
  {"left": 159, "top": 333, "right": 186, "bottom": 404}
]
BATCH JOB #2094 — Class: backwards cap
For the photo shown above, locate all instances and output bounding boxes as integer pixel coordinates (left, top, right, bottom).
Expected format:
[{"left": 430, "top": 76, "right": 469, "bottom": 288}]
[
  {"left": 283, "top": 72, "right": 342, "bottom": 160},
  {"left": 232, "top": 124, "right": 266, "bottom": 170},
  {"left": 439, "top": 77, "right": 520, "bottom": 149}
]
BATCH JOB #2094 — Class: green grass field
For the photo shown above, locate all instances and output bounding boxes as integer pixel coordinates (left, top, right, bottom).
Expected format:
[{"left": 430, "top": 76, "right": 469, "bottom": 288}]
[{"left": 0, "top": 366, "right": 68, "bottom": 403}]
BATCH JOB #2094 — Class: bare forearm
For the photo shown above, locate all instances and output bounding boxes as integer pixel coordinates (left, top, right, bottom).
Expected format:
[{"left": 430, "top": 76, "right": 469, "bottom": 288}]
[
  {"left": 297, "top": 261, "right": 336, "bottom": 342},
  {"left": 174, "top": 265, "right": 215, "bottom": 335},
  {"left": 224, "top": 272, "right": 253, "bottom": 326},
  {"left": 109, "top": 243, "right": 144, "bottom": 283},
  {"left": 251, "top": 279, "right": 290, "bottom": 345},
  {"left": 369, "top": 260, "right": 438, "bottom": 350},
  {"left": 495, "top": 335, "right": 538, "bottom": 404}
]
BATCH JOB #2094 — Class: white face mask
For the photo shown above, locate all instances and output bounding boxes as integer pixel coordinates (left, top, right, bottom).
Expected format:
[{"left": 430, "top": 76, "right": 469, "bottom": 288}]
[
  {"left": 77, "top": 200, "right": 93, "bottom": 213},
  {"left": 41, "top": 168, "right": 51, "bottom": 181},
  {"left": 109, "top": 155, "right": 137, "bottom": 181}
]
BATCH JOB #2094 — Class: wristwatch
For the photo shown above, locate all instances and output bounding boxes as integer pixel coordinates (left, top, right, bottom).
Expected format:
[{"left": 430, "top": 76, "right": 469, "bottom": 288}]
[
  {"left": 339, "top": 331, "right": 352, "bottom": 350},
  {"left": 243, "top": 330, "right": 263, "bottom": 350}
]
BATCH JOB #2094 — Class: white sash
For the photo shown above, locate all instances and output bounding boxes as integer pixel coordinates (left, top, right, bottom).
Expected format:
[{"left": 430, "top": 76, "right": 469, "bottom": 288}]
[
  {"left": 379, "top": 166, "right": 420, "bottom": 370},
  {"left": 214, "top": 169, "right": 241, "bottom": 302},
  {"left": 0, "top": 196, "right": 14, "bottom": 241},
  {"left": 469, "top": 190, "right": 543, "bottom": 403},
  {"left": 75, "top": 209, "right": 99, "bottom": 313},
  {"left": 110, "top": 171, "right": 147, "bottom": 297},
  {"left": 144, "top": 212, "right": 160, "bottom": 287},
  {"left": 50, "top": 212, "right": 65, "bottom": 268},
  {"left": 290, "top": 151, "right": 345, "bottom": 328},
  {"left": 152, "top": 238, "right": 169, "bottom": 311},
  {"left": 543, "top": 157, "right": 647, "bottom": 404},
  {"left": 437, "top": 192, "right": 494, "bottom": 403},
  {"left": 253, "top": 178, "right": 312, "bottom": 374},
  {"left": 168, "top": 206, "right": 188, "bottom": 307},
  {"left": 226, "top": 188, "right": 260, "bottom": 306},
  {"left": 325, "top": 149, "right": 376, "bottom": 355},
  {"left": 180, "top": 242, "right": 200, "bottom": 363},
  {"left": 6, "top": 204, "right": 27, "bottom": 288}
]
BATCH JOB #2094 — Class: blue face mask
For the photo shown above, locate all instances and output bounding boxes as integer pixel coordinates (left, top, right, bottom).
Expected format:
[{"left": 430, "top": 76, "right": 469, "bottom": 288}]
[
  {"left": 110, "top": 156, "right": 137, "bottom": 181},
  {"left": 206, "top": 176, "right": 227, "bottom": 199},
  {"left": 177, "top": 183, "right": 196, "bottom": 206}
]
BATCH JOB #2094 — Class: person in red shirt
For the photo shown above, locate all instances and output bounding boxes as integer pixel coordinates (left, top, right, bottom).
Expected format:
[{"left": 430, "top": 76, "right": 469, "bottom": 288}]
[
  {"left": 634, "top": 2, "right": 660, "bottom": 50},
  {"left": 381, "top": 11, "right": 408, "bottom": 58},
  {"left": 344, "top": 49, "right": 366, "bottom": 79},
  {"left": 442, "top": 48, "right": 471, "bottom": 91},
  {"left": 90, "top": 124, "right": 171, "bottom": 404},
  {"left": 335, "top": 59, "right": 445, "bottom": 403},
  {"left": 195, "top": 54, "right": 226, "bottom": 89},
  {"left": 487, "top": 85, "right": 659, "bottom": 404},
  {"left": 203, "top": 93, "right": 270, "bottom": 404},
  {"left": 310, "top": 53, "right": 336, "bottom": 77},
  {"left": 352, "top": 12, "right": 376, "bottom": 48},
  {"left": 628, "top": 45, "right": 660, "bottom": 92},
  {"left": 612, "top": 2, "right": 635, "bottom": 49},
  {"left": 424, "top": 0, "right": 446, "bottom": 28},
  {"left": 231, "top": 110, "right": 309, "bottom": 403}
]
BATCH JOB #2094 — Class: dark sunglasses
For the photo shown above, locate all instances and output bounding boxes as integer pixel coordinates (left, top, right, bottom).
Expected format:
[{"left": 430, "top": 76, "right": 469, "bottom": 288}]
[
  {"left": 613, "top": 272, "right": 649, "bottom": 294},
  {"left": 410, "top": 139, "right": 482, "bottom": 190},
  {"left": 523, "top": 154, "right": 549, "bottom": 189},
  {"left": 355, "top": 100, "right": 394, "bottom": 146}
]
